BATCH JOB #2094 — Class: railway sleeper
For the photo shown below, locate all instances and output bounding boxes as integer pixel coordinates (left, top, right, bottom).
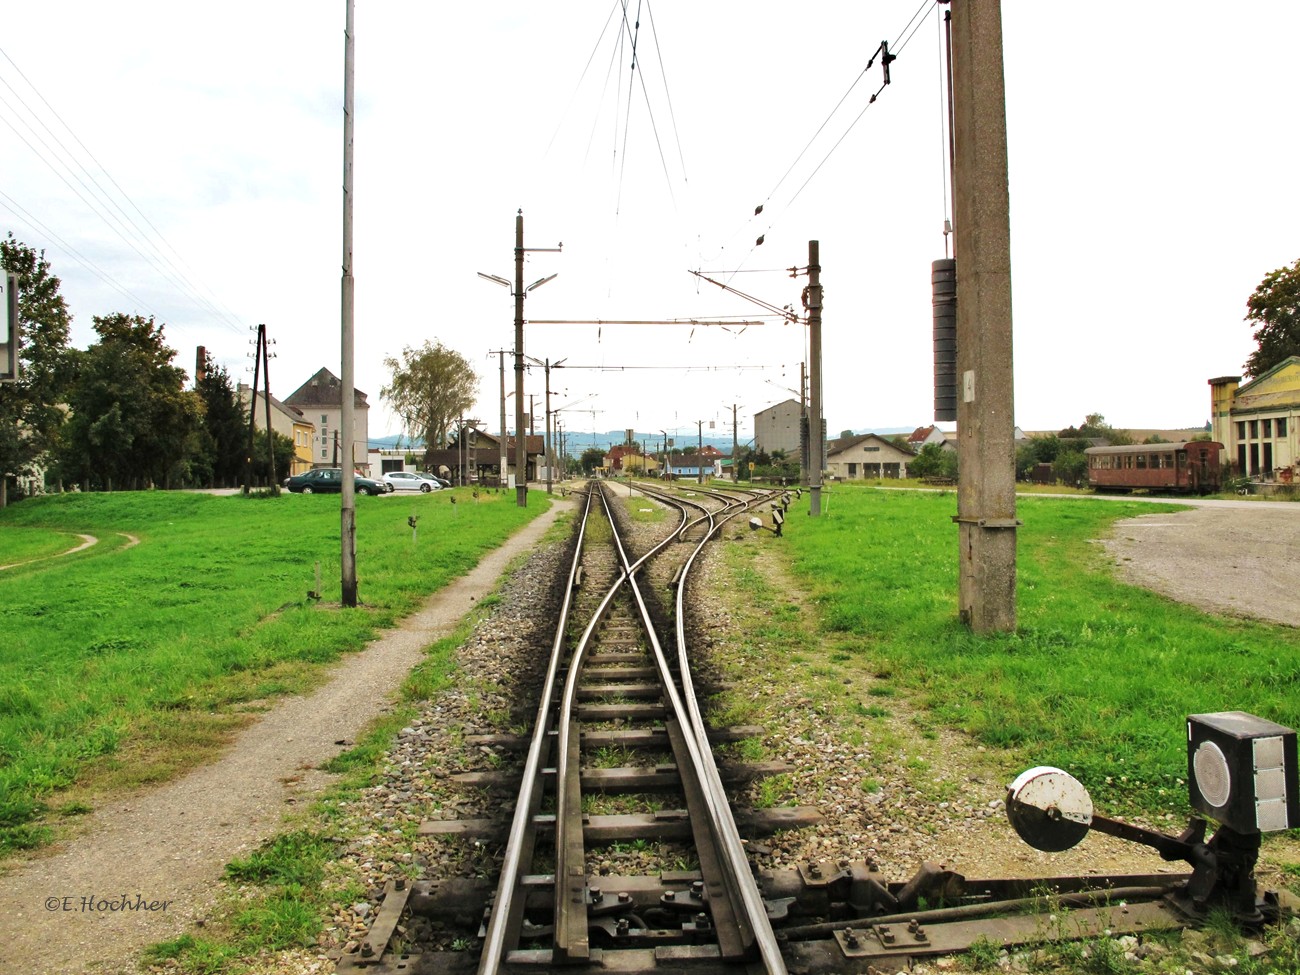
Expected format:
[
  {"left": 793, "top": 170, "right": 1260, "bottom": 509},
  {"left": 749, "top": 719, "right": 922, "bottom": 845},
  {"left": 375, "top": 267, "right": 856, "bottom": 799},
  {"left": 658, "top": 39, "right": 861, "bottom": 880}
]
[
  {"left": 464, "top": 726, "right": 765, "bottom": 751},
  {"left": 450, "top": 759, "right": 789, "bottom": 792},
  {"left": 417, "top": 805, "right": 821, "bottom": 841}
]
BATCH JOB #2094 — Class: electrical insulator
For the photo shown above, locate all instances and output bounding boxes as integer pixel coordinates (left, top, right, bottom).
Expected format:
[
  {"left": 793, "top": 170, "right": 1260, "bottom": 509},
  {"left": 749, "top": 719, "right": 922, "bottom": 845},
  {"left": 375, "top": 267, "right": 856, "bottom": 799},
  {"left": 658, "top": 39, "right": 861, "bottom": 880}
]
[{"left": 931, "top": 259, "right": 957, "bottom": 422}]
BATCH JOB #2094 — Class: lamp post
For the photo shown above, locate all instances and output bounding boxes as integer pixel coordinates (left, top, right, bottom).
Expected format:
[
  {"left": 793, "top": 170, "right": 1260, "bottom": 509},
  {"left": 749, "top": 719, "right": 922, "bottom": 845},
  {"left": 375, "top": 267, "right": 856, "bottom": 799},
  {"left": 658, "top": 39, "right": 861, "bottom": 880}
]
[{"left": 476, "top": 210, "right": 560, "bottom": 507}]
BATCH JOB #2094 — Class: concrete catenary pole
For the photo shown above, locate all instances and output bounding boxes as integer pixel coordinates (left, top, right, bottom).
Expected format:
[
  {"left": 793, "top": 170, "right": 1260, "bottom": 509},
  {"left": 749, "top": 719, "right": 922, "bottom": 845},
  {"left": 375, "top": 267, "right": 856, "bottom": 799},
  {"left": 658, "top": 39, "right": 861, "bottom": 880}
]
[
  {"left": 732, "top": 403, "right": 739, "bottom": 482},
  {"left": 513, "top": 211, "right": 527, "bottom": 507},
  {"left": 952, "top": 0, "right": 1017, "bottom": 633},
  {"left": 340, "top": 0, "right": 358, "bottom": 607},
  {"left": 806, "top": 240, "right": 823, "bottom": 516},
  {"left": 697, "top": 420, "right": 703, "bottom": 484}
]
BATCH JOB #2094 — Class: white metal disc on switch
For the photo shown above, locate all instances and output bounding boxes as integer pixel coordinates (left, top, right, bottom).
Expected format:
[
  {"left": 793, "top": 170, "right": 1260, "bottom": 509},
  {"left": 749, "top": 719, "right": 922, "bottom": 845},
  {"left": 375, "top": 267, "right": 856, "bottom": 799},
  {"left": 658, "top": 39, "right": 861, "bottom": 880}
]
[{"left": 1005, "top": 766, "right": 1094, "bottom": 852}]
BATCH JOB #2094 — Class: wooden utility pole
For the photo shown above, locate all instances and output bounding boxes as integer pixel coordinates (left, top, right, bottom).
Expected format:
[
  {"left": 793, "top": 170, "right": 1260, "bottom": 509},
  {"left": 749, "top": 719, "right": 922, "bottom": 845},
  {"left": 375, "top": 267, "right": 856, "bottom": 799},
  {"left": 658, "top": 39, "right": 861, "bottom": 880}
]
[
  {"left": 340, "top": 0, "right": 358, "bottom": 607},
  {"left": 951, "top": 0, "right": 1017, "bottom": 632},
  {"left": 260, "top": 325, "right": 277, "bottom": 494},
  {"left": 806, "top": 241, "right": 824, "bottom": 516},
  {"left": 243, "top": 326, "right": 261, "bottom": 495}
]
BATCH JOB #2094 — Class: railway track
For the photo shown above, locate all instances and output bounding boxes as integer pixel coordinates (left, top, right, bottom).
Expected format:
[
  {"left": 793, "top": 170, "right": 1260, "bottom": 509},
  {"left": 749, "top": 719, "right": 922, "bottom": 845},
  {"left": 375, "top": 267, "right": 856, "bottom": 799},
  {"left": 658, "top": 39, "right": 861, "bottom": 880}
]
[{"left": 335, "top": 479, "right": 1204, "bottom": 975}]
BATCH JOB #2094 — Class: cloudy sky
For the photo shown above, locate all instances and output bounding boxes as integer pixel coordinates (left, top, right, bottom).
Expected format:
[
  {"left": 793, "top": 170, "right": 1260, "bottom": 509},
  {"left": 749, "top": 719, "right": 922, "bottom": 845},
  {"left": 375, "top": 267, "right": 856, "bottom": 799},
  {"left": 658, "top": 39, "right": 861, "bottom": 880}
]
[{"left": 3, "top": 2, "right": 1297, "bottom": 446}]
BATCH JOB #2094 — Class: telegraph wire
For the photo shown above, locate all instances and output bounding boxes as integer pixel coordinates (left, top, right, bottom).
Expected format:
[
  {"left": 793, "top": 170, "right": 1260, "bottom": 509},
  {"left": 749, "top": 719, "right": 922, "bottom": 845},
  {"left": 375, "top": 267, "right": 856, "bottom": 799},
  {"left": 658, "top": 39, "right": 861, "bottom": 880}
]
[
  {"left": 0, "top": 44, "right": 245, "bottom": 334},
  {"left": 0, "top": 188, "right": 162, "bottom": 318}
]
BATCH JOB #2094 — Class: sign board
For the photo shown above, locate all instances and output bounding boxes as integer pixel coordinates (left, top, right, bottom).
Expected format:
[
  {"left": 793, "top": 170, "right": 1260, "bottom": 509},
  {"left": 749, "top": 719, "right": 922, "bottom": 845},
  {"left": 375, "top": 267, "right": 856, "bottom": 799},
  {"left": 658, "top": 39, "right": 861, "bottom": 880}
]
[{"left": 0, "top": 273, "right": 18, "bottom": 382}]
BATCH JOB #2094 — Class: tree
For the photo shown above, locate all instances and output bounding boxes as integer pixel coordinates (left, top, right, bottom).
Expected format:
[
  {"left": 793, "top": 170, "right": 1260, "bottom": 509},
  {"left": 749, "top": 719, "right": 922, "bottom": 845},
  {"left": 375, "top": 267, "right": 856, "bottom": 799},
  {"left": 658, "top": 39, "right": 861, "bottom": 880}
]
[
  {"left": 58, "top": 314, "right": 198, "bottom": 490},
  {"left": 579, "top": 447, "right": 605, "bottom": 474},
  {"left": 0, "top": 235, "right": 72, "bottom": 504},
  {"left": 1243, "top": 258, "right": 1300, "bottom": 377},
  {"left": 249, "top": 428, "right": 295, "bottom": 487},
  {"left": 910, "top": 442, "right": 957, "bottom": 480},
  {"left": 1053, "top": 449, "right": 1088, "bottom": 487},
  {"left": 194, "top": 358, "right": 247, "bottom": 487},
  {"left": 381, "top": 341, "right": 478, "bottom": 467},
  {"left": 1058, "top": 413, "right": 1132, "bottom": 446}
]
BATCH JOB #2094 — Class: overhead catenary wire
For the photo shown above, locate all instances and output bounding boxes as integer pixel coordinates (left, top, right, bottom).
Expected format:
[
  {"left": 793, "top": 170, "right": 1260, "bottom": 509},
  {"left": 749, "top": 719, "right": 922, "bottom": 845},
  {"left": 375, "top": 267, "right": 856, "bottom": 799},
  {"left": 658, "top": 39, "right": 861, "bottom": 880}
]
[{"left": 706, "top": 0, "right": 938, "bottom": 275}]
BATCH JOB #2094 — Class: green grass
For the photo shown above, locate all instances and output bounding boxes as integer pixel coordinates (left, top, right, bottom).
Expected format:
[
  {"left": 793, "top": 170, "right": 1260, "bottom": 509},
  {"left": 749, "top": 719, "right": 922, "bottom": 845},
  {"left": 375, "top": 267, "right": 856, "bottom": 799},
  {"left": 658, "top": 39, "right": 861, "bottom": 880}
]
[
  {"left": 0, "top": 488, "right": 546, "bottom": 854},
  {"left": 0, "top": 525, "right": 86, "bottom": 565},
  {"left": 781, "top": 485, "right": 1300, "bottom": 815}
]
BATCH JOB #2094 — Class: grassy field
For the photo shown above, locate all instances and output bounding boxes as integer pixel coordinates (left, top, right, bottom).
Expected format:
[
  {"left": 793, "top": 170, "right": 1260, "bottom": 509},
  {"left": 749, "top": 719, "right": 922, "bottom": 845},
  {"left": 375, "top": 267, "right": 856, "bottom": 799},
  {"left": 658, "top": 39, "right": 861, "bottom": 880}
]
[
  {"left": 0, "top": 526, "right": 87, "bottom": 565},
  {"left": 782, "top": 484, "right": 1300, "bottom": 816},
  {"left": 0, "top": 487, "right": 548, "bottom": 854}
]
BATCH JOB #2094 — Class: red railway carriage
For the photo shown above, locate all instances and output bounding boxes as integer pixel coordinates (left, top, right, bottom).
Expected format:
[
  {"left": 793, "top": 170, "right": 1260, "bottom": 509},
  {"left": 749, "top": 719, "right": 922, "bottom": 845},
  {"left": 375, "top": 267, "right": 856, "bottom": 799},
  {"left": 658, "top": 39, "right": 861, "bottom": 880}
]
[{"left": 1085, "top": 441, "right": 1223, "bottom": 494}]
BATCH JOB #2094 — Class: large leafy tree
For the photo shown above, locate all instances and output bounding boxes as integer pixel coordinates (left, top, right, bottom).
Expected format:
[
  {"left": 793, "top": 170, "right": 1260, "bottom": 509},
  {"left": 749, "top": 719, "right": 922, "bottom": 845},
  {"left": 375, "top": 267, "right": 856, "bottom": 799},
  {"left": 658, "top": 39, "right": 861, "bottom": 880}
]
[
  {"left": 0, "top": 234, "right": 72, "bottom": 504},
  {"left": 58, "top": 313, "right": 199, "bottom": 490},
  {"left": 381, "top": 341, "right": 478, "bottom": 467},
  {"left": 1058, "top": 413, "right": 1132, "bottom": 446},
  {"left": 1243, "top": 258, "right": 1300, "bottom": 377},
  {"left": 194, "top": 357, "right": 247, "bottom": 487}
]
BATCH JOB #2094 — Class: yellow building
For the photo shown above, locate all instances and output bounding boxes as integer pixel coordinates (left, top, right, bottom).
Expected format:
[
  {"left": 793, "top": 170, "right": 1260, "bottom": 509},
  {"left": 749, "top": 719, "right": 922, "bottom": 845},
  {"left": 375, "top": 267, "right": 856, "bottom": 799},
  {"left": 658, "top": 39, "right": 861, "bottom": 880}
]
[
  {"left": 237, "top": 383, "right": 316, "bottom": 475},
  {"left": 1209, "top": 355, "right": 1300, "bottom": 480}
]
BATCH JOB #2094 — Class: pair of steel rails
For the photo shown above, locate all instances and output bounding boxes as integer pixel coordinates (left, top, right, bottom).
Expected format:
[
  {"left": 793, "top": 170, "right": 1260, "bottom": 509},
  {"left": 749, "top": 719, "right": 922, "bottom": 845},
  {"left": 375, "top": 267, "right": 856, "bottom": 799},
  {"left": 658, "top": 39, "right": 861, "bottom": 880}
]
[{"left": 478, "top": 480, "right": 784, "bottom": 973}]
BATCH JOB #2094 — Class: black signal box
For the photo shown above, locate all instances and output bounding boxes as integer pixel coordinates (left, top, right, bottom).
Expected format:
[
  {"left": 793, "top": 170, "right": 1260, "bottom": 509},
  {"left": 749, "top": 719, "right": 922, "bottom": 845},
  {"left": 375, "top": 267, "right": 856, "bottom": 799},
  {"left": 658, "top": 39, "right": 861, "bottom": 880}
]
[{"left": 1187, "top": 711, "right": 1298, "bottom": 834}]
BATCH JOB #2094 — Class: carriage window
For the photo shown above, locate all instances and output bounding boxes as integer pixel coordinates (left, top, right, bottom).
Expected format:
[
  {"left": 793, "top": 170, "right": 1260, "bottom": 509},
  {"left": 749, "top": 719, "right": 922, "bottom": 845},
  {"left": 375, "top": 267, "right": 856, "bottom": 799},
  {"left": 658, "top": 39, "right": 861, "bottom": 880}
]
[
  {"left": 1279, "top": 418, "right": 1288, "bottom": 437},
  {"left": 1135, "top": 454, "right": 1147, "bottom": 469},
  {"left": 1263, "top": 419, "right": 1273, "bottom": 438}
]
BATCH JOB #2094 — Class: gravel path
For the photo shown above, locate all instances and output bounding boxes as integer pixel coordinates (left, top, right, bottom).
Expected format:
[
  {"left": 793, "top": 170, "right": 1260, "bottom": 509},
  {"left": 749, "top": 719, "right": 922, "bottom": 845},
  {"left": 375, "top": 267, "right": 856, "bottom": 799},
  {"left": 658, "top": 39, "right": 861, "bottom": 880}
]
[{"left": 0, "top": 503, "right": 569, "bottom": 975}]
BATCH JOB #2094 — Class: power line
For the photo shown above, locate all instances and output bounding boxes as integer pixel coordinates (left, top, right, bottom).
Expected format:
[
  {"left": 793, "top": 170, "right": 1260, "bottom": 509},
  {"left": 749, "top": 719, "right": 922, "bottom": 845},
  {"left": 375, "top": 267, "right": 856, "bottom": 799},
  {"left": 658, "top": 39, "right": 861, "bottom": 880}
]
[
  {"left": 0, "top": 189, "right": 161, "bottom": 317},
  {"left": 0, "top": 44, "right": 245, "bottom": 334}
]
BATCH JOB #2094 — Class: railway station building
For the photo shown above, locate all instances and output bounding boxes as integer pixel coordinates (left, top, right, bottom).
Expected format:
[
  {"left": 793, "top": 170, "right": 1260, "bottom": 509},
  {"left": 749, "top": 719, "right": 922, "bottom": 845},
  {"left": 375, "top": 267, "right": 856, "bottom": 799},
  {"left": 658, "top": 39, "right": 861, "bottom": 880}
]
[
  {"left": 1209, "top": 355, "right": 1300, "bottom": 482},
  {"left": 825, "top": 433, "right": 916, "bottom": 479}
]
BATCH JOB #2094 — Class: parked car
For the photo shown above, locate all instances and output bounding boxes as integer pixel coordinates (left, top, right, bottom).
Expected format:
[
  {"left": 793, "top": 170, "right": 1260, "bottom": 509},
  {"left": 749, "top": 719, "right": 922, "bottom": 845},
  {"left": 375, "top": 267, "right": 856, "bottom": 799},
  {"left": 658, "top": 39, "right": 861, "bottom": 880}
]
[
  {"left": 284, "top": 468, "right": 386, "bottom": 495},
  {"left": 382, "top": 471, "right": 443, "bottom": 493},
  {"left": 421, "top": 472, "right": 452, "bottom": 488}
]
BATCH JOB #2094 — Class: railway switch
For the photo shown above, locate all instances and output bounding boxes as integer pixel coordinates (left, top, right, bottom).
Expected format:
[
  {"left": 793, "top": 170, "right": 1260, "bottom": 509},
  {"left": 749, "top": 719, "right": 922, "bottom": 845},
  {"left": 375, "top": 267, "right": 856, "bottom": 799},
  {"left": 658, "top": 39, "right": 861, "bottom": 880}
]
[{"left": 1007, "top": 711, "right": 1297, "bottom": 923}]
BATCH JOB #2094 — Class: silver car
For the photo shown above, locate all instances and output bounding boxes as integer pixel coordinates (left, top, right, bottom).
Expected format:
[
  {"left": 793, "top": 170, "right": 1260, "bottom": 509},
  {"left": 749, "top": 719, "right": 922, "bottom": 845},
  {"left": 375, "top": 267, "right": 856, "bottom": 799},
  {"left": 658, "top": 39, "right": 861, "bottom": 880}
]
[{"left": 382, "top": 470, "right": 441, "bottom": 493}]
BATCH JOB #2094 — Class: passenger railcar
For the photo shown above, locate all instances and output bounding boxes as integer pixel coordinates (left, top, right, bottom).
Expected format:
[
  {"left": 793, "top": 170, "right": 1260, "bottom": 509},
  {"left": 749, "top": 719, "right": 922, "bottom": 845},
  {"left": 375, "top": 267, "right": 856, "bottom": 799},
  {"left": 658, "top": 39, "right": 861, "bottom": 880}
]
[{"left": 1084, "top": 441, "right": 1223, "bottom": 494}]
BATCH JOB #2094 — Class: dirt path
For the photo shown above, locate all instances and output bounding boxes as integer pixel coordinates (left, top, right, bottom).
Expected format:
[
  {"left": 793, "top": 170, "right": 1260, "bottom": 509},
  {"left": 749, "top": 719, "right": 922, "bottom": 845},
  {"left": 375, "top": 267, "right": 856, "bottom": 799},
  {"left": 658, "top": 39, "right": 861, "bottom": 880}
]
[
  {"left": 0, "top": 504, "right": 569, "bottom": 975},
  {"left": 0, "top": 532, "right": 97, "bottom": 570}
]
